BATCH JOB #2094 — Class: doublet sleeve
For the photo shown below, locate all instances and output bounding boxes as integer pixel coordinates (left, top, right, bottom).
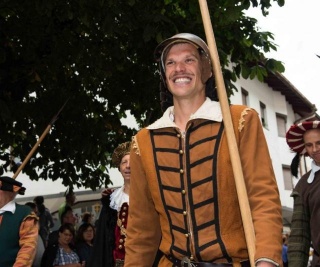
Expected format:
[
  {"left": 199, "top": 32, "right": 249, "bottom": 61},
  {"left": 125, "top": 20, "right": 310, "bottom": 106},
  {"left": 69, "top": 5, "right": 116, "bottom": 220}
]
[
  {"left": 124, "top": 134, "right": 162, "bottom": 267},
  {"left": 287, "top": 189, "right": 311, "bottom": 267},
  {"left": 14, "top": 213, "right": 39, "bottom": 267},
  {"left": 231, "top": 106, "right": 283, "bottom": 265}
]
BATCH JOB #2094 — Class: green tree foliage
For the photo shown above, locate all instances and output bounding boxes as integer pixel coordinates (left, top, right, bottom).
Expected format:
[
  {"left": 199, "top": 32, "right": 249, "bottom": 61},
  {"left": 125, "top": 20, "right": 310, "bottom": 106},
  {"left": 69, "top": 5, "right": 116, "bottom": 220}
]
[{"left": 0, "top": 0, "right": 285, "bottom": 189}]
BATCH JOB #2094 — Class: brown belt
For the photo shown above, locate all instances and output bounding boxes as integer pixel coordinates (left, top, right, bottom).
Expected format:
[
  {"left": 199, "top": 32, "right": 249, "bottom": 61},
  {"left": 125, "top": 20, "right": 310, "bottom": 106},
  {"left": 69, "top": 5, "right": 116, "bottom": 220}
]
[
  {"left": 166, "top": 255, "right": 250, "bottom": 267},
  {"left": 114, "top": 259, "right": 124, "bottom": 267}
]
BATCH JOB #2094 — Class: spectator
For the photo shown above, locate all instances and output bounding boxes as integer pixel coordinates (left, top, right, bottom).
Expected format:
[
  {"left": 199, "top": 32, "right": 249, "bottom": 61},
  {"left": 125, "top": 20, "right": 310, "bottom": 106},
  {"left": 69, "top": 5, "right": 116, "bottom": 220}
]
[
  {"left": 282, "top": 234, "right": 288, "bottom": 267},
  {"left": 80, "top": 212, "right": 92, "bottom": 225},
  {"left": 25, "top": 201, "right": 38, "bottom": 214},
  {"left": 0, "top": 176, "right": 39, "bottom": 266},
  {"left": 58, "top": 189, "right": 76, "bottom": 223},
  {"left": 48, "top": 206, "right": 77, "bottom": 247},
  {"left": 41, "top": 223, "right": 84, "bottom": 267},
  {"left": 34, "top": 195, "right": 54, "bottom": 246},
  {"left": 75, "top": 223, "right": 95, "bottom": 266}
]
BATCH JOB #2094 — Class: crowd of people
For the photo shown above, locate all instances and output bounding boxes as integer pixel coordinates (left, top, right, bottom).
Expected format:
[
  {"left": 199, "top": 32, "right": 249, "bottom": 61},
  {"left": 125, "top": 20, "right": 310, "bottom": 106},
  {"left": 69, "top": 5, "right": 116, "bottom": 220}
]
[
  {"left": 0, "top": 140, "right": 133, "bottom": 267},
  {"left": 1, "top": 33, "right": 319, "bottom": 267},
  {"left": 29, "top": 191, "right": 97, "bottom": 266}
]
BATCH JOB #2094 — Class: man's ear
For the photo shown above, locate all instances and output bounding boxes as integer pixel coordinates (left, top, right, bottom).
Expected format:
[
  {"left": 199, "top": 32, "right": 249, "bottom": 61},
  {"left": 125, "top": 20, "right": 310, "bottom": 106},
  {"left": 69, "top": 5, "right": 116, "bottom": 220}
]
[
  {"left": 201, "top": 67, "right": 212, "bottom": 84},
  {"left": 201, "top": 56, "right": 213, "bottom": 84}
]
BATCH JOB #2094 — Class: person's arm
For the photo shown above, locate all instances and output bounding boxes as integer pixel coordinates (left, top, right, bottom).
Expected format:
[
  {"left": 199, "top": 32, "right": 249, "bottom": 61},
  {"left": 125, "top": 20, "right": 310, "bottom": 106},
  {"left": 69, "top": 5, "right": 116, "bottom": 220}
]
[
  {"left": 124, "top": 133, "right": 162, "bottom": 267},
  {"left": 287, "top": 190, "right": 311, "bottom": 267},
  {"left": 237, "top": 108, "right": 283, "bottom": 266},
  {"left": 46, "top": 209, "right": 55, "bottom": 228},
  {"left": 14, "top": 214, "right": 39, "bottom": 267},
  {"left": 101, "top": 188, "right": 114, "bottom": 197}
]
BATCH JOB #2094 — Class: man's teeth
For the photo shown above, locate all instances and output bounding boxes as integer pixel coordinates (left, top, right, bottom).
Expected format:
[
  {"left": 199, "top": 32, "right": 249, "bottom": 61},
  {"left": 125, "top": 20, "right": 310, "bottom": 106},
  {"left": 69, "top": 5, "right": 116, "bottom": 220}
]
[{"left": 174, "top": 78, "right": 190, "bottom": 83}]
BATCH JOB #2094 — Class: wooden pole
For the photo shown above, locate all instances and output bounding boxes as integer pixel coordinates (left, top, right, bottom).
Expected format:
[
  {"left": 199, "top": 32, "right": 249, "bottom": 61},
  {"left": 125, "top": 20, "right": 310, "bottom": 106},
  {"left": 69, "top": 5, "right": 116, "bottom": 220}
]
[
  {"left": 198, "top": 0, "right": 256, "bottom": 266},
  {"left": 12, "top": 124, "right": 52, "bottom": 179},
  {"left": 12, "top": 99, "right": 69, "bottom": 179}
]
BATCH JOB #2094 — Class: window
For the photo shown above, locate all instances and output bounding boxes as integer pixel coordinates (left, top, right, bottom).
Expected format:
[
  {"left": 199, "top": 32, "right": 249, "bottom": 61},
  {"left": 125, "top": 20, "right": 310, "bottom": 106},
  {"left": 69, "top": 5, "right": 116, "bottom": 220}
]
[
  {"left": 259, "top": 102, "right": 267, "bottom": 128},
  {"left": 276, "top": 114, "right": 287, "bottom": 137},
  {"left": 282, "top": 165, "right": 293, "bottom": 191},
  {"left": 241, "top": 88, "right": 249, "bottom": 106}
]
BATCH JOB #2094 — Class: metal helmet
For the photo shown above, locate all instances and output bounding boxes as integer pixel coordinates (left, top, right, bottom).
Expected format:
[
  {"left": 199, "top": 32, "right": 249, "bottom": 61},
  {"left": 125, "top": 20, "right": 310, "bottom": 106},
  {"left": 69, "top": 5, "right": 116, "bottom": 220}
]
[{"left": 154, "top": 33, "right": 212, "bottom": 85}]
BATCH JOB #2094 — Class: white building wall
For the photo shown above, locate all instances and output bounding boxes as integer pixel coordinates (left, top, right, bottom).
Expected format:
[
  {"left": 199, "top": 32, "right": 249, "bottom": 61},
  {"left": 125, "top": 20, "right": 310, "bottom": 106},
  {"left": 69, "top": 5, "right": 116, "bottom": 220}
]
[{"left": 229, "top": 76, "right": 299, "bottom": 210}]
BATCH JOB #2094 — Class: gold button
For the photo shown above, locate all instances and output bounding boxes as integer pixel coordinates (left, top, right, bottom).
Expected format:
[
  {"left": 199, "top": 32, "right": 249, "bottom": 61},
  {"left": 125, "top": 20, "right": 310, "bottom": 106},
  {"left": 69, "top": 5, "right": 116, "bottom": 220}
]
[
  {"left": 183, "top": 211, "right": 187, "bottom": 216},
  {"left": 185, "top": 233, "right": 189, "bottom": 238},
  {"left": 190, "top": 256, "right": 194, "bottom": 260},
  {"left": 123, "top": 206, "right": 127, "bottom": 210},
  {"left": 177, "top": 134, "right": 181, "bottom": 138},
  {"left": 122, "top": 212, "right": 126, "bottom": 216},
  {"left": 180, "top": 169, "right": 184, "bottom": 174},
  {"left": 122, "top": 218, "right": 125, "bottom": 222},
  {"left": 181, "top": 190, "right": 186, "bottom": 194},
  {"left": 179, "top": 150, "right": 183, "bottom": 154},
  {"left": 119, "top": 239, "right": 124, "bottom": 243},
  {"left": 118, "top": 245, "right": 123, "bottom": 249}
]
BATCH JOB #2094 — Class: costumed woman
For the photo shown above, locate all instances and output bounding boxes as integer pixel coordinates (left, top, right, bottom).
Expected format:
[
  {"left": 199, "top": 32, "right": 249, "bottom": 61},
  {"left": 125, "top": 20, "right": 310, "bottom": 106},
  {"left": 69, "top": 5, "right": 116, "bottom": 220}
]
[{"left": 87, "top": 141, "right": 131, "bottom": 267}]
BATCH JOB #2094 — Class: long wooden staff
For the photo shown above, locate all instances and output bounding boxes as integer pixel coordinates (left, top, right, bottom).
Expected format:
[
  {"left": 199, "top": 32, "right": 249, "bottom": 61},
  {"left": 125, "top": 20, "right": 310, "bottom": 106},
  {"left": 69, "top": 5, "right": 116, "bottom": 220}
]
[
  {"left": 12, "top": 99, "right": 69, "bottom": 179},
  {"left": 198, "top": 1, "right": 256, "bottom": 266}
]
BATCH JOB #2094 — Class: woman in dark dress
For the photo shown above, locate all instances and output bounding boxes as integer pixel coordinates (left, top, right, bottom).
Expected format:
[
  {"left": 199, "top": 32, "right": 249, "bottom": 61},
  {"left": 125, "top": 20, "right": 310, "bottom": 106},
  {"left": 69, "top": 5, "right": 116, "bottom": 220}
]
[
  {"left": 87, "top": 142, "right": 131, "bottom": 267},
  {"left": 75, "top": 223, "right": 95, "bottom": 266}
]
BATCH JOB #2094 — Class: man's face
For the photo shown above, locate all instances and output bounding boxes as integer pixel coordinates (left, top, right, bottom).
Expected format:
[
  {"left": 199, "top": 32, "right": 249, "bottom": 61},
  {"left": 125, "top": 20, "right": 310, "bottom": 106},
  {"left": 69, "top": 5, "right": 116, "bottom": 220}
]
[
  {"left": 63, "top": 210, "right": 77, "bottom": 225},
  {"left": 164, "top": 43, "right": 206, "bottom": 101},
  {"left": 303, "top": 128, "right": 320, "bottom": 165},
  {"left": 67, "top": 193, "right": 76, "bottom": 205},
  {"left": 119, "top": 154, "right": 130, "bottom": 181},
  {"left": 0, "top": 190, "right": 16, "bottom": 208}
]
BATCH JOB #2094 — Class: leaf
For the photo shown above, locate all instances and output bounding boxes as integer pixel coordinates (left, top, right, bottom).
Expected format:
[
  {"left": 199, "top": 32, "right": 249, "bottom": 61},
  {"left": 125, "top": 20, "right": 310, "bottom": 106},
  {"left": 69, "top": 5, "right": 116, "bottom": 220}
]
[{"left": 0, "top": 0, "right": 285, "bottom": 189}]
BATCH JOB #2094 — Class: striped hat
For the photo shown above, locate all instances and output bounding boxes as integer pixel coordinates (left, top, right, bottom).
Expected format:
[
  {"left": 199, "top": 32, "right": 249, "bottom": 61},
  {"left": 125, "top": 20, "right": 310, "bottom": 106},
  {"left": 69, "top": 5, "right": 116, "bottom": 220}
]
[{"left": 286, "top": 121, "right": 320, "bottom": 154}]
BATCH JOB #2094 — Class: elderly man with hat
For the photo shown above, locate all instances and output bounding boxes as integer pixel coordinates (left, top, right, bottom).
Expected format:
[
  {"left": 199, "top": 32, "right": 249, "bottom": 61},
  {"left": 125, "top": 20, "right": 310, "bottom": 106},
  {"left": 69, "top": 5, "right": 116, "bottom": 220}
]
[
  {"left": 124, "top": 33, "right": 283, "bottom": 267},
  {"left": 286, "top": 120, "right": 320, "bottom": 267},
  {"left": 87, "top": 141, "right": 131, "bottom": 267},
  {"left": 0, "top": 176, "right": 39, "bottom": 266}
]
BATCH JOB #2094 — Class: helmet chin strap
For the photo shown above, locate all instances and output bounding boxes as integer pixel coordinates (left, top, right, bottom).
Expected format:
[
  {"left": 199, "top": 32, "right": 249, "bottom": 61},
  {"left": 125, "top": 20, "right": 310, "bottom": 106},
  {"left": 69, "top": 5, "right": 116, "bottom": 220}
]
[{"left": 200, "top": 53, "right": 212, "bottom": 84}]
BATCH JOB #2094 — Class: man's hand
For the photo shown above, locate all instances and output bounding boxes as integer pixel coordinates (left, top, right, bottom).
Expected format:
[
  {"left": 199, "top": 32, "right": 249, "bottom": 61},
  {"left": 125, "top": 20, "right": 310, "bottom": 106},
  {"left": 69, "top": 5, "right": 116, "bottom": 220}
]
[{"left": 101, "top": 188, "right": 114, "bottom": 197}]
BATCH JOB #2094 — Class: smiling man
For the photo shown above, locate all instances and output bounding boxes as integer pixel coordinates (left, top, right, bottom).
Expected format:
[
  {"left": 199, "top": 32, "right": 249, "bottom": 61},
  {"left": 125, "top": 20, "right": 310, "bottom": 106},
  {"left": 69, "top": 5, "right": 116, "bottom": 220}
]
[{"left": 124, "top": 33, "right": 283, "bottom": 267}]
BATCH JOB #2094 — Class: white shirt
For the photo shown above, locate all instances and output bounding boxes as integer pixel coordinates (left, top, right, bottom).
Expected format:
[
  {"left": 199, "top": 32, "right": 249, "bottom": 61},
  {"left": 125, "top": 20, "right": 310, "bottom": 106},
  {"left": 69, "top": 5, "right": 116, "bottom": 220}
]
[
  {"left": 147, "top": 98, "right": 223, "bottom": 130},
  {"left": 0, "top": 199, "right": 16, "bottom": 214},
  {"left": 307, "top": 161, "right": 320, "bottom": 183},
  {"left": 109, "top": 186, "right": 129, "bottom": 212}
]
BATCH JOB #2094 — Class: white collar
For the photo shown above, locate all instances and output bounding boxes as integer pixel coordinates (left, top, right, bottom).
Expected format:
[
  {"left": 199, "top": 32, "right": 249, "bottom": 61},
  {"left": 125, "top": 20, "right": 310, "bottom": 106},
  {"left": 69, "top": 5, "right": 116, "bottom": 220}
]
[
  {"left": 0, "top": 200, "right": 16, "bottom": 214},
  {"left": 307, "top": 161, "right": 320, "bottom": 184},
  {"left": 147, "top": 98, "right": 222, "bottom": 130},
  {"left": 109, "top": 185, "right": 129, "bottom": 211}
]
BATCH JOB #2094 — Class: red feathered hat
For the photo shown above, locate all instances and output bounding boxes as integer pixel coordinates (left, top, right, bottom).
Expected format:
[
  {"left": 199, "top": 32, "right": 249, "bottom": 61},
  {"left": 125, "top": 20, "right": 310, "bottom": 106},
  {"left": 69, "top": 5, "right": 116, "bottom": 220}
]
[{"left": 286, "top": 120, "right": 320, "bottom": 154}]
